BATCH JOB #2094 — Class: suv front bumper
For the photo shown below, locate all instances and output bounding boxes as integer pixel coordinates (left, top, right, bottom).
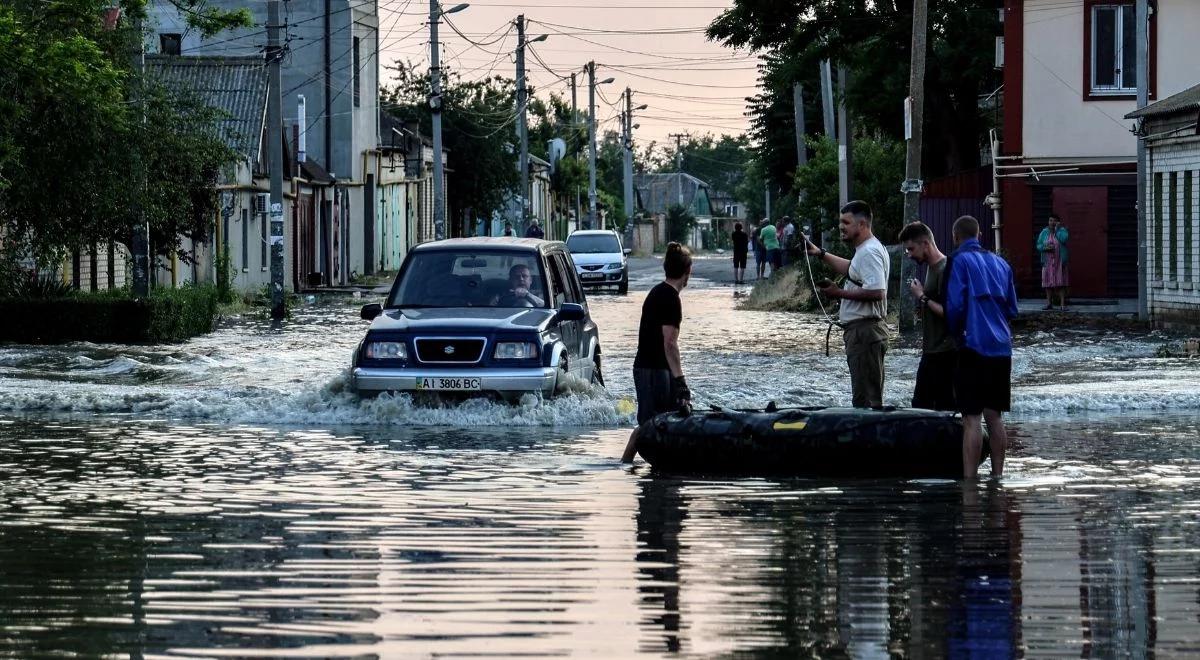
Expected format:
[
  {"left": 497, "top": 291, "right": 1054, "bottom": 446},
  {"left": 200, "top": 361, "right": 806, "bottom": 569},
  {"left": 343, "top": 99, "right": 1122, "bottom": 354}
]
[{"left": 352, "top": 366, "right": 557, "bottom": 396}]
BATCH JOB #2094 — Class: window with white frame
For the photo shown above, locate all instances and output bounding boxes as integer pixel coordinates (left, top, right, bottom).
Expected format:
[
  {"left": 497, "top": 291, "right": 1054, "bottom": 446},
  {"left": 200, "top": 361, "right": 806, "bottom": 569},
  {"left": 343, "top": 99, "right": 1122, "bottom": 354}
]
[{"left": 1091, "top": 3, "right": 1137, "bottom": 94}]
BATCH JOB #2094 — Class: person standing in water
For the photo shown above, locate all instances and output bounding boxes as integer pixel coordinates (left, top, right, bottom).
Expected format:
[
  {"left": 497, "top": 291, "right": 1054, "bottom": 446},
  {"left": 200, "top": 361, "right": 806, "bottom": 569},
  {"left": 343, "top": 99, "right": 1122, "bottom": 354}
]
[
  {"left": 622, "top": 242, "right": 693, "bottom": 463},
  {"left": 945, "top": 215, "right": 1018, "bottom": 479}
]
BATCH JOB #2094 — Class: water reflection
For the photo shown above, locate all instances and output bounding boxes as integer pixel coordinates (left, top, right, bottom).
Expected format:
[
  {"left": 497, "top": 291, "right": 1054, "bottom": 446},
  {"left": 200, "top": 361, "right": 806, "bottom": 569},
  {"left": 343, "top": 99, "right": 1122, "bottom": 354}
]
[{"left": 1, "top": 415, "right": 1198, "bottom": 656}]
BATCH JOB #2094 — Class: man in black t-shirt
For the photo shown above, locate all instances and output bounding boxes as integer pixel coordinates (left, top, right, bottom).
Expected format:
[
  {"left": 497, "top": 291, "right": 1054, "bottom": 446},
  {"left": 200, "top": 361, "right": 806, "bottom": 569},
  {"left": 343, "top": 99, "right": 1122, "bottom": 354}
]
[{"left": 622, "top": 242, "right": 693, "bottom": 463}]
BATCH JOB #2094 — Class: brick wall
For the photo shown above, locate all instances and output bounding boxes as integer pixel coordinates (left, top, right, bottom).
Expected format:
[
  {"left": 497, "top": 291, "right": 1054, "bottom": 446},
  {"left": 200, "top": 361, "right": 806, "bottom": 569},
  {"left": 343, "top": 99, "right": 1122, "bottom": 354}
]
[{"left": 1144, "top": 121, "right": 1200, "bottom": 327}]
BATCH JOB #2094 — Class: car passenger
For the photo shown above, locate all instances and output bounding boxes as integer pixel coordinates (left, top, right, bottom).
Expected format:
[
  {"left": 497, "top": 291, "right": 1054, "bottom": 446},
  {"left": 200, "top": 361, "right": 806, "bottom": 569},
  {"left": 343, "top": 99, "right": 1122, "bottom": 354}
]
[{"left": 495, "top": 264, "right": 545, "bottom": 307}]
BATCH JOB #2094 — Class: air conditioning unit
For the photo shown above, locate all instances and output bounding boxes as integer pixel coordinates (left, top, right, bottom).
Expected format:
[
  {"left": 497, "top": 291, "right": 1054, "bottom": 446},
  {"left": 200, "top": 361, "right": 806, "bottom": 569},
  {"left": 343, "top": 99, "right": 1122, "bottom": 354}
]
[{"left": 254, "top": 192, "right": 270, "bottom": 215}]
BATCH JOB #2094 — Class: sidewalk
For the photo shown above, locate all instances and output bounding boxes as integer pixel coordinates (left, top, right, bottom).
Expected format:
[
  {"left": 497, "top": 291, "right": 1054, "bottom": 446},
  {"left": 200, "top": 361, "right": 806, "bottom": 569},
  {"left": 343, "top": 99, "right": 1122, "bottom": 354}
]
[{"left": 1017, "top": 298, "right": 1137, "bottom": 318}]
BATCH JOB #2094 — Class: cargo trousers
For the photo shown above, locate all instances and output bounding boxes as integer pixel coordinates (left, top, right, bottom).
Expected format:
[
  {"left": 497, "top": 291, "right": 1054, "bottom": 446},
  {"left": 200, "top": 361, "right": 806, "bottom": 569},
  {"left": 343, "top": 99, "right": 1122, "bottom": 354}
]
[{"left": 842, "top": 317, "right": 889, "bottom": 408}]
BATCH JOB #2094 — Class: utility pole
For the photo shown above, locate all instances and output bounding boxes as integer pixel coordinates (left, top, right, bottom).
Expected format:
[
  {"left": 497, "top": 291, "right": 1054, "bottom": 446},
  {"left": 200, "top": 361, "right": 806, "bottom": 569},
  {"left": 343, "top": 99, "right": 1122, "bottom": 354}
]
[
  {"left": 428, "top": 1, "right": 465, "bottom": 241},
  {"left": 586, "top": 62, "right": 613, "bottom": 228},
  {"left": 623, "top": 88, "right": 634, "bottom": 227},
  {"left": 820, "top": 60, "right": 836, "bottom": 140},
  {"left": 764, "top": 185, "right": 771, "bottom": 221},
  {"left": 570, "top": 73, "right": 577, "bottom": 128},
  {"left": 793, "top": 82, "right": 807, "bottom": 168},
  {"left": 900, "top": 0, "right": 928, "bottom": 332},
  {"left": 130, "top": 16, "right": 149, "bottom": 297},
  {"left": 516, "top": 15, "right": 527, "bottom": 227},
  {"left": 587, "top": 62, "right": 597, "bottom": 229},
  {"left": 267, "top": 0, "right": 286, "bottom": 319},
  {"left": 1136, "top": 0, "right": 1149, "bottom": 320},
  {"left": 668, "top": 133, "right": 687, "bottom": 207},
  {"left": 837, "top": 64, "right": 854, "bottom": 207}
]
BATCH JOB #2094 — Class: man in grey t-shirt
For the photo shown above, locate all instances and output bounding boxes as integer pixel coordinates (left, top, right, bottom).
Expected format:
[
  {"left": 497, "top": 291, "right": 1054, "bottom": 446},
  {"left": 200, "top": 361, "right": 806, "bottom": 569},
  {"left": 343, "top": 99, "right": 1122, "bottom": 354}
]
[
  {"left": 805, "top": 200, "right": 891, "bottom": 407},
  {"left": 900, "top": 221, "right": 956, "bottom": 411}
]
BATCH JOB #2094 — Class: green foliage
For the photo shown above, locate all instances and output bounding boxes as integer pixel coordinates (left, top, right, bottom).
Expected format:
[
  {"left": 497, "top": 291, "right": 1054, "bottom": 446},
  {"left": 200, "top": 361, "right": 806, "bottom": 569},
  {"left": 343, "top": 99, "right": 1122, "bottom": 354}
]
[
  {"left": 383, "top": 65, "right": 520, "bottom": 223},
  {"left": 794, "top": 134, "right": 905, "bottom": 244},
  {"left": 708, "top": 0, "right": 1000, "bottom": 192},
  {"left": 665, "top": 205, "right": 697, "bottom": 245},
  {"left": 214, "top": 245, "right": 235, "bottom": 304},
  {"left": 0, "top": 0, "right": 244, "bottom": 275},
  {"left": 0, "top": 284, "right": 220, "bottom": 344}
]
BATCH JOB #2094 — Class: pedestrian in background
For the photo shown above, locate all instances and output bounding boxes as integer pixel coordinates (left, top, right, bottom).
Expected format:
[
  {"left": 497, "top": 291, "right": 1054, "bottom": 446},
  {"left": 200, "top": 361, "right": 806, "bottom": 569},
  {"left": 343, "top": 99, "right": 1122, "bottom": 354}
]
[
  {"left": 1037, "top": 213, "right": 1069, "bottom": 311},
  {"left": 945, "top": 215, "right": 1018, "bottom": 479},
  {"left": 731, "top": 222, "right": 749, "bottom": 284},
  {"left": 524, "top": 219, "right": 544, "bottom": 239},
  {"left": 781, "top": 216, "right": 796, "bottom": 267},
  {"left": 760, "top": 220, "right": 780, "bottom": 277},
  {"left": 503, "top": 221, "right": 515, "bottom": 237},
  {"left": 899, "top": 221, "right": 956, "bottom": 411},
  {"left": 805, "top": 200, "right": 891, "bottom": 407},
  {"left": 754, "top": 219, "right": 769, "bottom": 279}
]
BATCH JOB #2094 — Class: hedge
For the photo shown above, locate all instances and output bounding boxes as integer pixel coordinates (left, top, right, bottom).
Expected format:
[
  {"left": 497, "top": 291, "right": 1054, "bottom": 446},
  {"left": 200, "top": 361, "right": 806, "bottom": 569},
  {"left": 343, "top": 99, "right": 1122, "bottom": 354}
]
[{"left": 0, "top": 285, "right": 220, "bottom": 344}]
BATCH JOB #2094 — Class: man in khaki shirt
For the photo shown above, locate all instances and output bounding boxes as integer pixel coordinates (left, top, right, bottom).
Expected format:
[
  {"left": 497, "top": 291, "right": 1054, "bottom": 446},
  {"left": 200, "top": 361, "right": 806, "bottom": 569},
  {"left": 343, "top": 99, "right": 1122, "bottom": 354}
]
[{"left": 805, "top": 200, "right": 891, "bottom": 407}]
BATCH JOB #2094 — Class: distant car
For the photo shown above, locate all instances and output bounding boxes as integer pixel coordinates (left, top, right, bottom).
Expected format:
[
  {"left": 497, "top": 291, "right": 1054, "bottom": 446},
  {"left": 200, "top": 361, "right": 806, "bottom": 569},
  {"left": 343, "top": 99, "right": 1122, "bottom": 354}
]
[
  {"left": 350, "top": 237, "right": 603, "bottom": 400},
  {"left": 566, "top": 230, "right": 630, "bottom": 294}
]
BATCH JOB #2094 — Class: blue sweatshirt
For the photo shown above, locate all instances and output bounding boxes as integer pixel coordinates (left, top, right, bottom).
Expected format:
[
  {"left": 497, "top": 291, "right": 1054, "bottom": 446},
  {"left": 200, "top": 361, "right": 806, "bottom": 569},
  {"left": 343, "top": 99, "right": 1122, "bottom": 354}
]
[{"left": 945, "top": 239, "right": 1019, "bottom": 357}]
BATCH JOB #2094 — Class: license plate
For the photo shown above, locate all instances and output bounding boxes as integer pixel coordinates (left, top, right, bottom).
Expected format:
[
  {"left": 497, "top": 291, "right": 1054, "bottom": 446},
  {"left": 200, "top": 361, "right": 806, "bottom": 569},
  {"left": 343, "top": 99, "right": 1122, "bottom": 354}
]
[
  {"left": 416, "top": 377, "right": 481, "bottom": 391},
  {"left": 581, "top": 272, "right": 604, "bottom": 280}
]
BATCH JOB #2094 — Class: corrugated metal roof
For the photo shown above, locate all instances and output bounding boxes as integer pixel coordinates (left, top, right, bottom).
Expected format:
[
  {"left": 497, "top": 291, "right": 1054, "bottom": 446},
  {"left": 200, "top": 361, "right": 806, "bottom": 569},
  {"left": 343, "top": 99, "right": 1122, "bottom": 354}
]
[
  {"left": 634, "top": 172, "right": 710, "bottom": 214},
  {"left": 145, "top": 55, "right": 269, "bottom": 163},
  {"left": 1126, "top": 82, "right": 1200, "bottom": 120}
]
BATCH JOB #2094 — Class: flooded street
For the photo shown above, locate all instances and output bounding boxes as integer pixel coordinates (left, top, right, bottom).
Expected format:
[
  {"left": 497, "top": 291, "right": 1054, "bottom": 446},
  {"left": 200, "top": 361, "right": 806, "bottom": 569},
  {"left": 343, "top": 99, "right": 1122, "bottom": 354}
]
[{"left": 2, "top": 262, "right": 1199, "bottom": 657}]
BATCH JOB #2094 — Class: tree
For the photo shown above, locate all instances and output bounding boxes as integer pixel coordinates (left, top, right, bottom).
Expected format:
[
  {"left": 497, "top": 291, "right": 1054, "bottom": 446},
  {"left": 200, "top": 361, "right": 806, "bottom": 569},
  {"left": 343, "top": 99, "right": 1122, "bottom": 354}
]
[
  {"left": 383, "top": 64, "right": 521, "bottom": 228},
  {"left": 794, "top": 135, "right": 905, "bottom": 243},
  {"left": 0, "top": 0, "right": 247, "bottom": 286},
  {"left": 708, "top": 0, "right": 1000, "bottom": 190}
]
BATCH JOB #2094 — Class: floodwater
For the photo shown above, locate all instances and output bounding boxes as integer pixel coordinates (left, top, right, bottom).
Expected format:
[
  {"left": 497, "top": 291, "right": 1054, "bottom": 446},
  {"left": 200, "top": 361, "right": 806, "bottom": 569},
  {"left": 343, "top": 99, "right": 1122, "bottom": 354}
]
[{"left": 1, "top": 266, "right": 1198, "bottom": 657}]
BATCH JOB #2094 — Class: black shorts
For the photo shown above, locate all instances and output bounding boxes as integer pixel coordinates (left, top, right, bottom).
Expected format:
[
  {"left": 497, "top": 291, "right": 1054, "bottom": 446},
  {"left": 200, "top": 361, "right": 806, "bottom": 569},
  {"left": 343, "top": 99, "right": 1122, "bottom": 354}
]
[
  {"left": 633, "top": 367, "right": 678, "bottom": 425},
  {"left": 955, "top": 349, "right": 1011, "bottom": 415},
  {"left": 912, "top": 351, "right": 957, "bottom": 411},
  {"left": 733, "top": 252, "right": 747, "bottom": 269}
]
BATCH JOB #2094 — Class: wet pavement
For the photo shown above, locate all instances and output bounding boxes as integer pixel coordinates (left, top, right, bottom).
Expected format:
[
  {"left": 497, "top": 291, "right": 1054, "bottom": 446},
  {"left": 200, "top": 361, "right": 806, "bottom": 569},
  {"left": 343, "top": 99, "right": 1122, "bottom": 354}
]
[{"left": 1, "top": 265, "right": 1198, "bottom": 657}]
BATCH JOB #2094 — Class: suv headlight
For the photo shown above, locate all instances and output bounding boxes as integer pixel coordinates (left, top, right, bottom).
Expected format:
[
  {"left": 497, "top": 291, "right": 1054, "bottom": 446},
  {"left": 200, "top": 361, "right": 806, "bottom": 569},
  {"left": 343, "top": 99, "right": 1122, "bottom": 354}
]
[
  {"left": 366, "top": 341, "right": 408, "bottom": 360},
  {"left": 607, "top": 262, "right": 623, "bottom": 270},
  {"left": 494, "top": 341, "right": 539, "bottom": 359}
]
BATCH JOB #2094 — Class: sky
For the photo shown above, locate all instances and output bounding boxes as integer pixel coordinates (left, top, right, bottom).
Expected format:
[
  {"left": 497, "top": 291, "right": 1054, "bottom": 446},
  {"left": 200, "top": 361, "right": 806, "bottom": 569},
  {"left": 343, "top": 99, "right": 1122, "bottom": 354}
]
[{"left": 375, "top": 0, "right": 761, "bottom": 152}]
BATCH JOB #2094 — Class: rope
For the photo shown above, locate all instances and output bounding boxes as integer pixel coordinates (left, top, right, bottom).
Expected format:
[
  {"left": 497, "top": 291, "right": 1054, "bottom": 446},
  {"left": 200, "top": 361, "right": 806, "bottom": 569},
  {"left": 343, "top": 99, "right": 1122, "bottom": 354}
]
[{"left": 800, "top": 233, "right": 843, "bottom": 357}]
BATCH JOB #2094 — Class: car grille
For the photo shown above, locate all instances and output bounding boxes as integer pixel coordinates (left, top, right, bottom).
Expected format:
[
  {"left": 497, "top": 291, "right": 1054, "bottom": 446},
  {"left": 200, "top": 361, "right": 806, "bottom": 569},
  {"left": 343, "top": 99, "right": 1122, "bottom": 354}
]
[
  {"left": 414, "top": 337, "right": 486, "bottom": 363},
  {"left": 580, "top": 264, "right": 603, "bottom": 271}
]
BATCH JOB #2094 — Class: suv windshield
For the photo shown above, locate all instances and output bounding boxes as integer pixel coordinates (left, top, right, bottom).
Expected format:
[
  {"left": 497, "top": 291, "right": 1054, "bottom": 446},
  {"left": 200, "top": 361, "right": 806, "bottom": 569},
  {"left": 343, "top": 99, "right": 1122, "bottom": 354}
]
[
  {"left": 389, "top": 251, "right": 548, "bottom": 309},
  {"left": 566, "top": 234, "right": 621, "bottom": 254}
]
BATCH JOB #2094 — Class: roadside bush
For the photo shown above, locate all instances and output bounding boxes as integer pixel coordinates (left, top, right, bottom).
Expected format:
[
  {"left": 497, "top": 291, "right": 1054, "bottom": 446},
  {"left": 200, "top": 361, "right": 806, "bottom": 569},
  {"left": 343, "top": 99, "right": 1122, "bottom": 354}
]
[
  {"left": 0, "top": 284, "right": 220, "bottom": 344},
  {"left": 665, "top": 204, "right": 696, "bottom": 245}
]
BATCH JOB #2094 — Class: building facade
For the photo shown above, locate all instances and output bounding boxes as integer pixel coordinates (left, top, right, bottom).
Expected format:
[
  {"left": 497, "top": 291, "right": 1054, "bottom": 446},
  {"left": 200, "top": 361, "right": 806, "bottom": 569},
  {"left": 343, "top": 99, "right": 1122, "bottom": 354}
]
[
  {"left": 1127, "top": 84, "right": 1200, "bottom": 326},
  {"left": 999, "top": 0, "right": 1200, "bottom": 297}
]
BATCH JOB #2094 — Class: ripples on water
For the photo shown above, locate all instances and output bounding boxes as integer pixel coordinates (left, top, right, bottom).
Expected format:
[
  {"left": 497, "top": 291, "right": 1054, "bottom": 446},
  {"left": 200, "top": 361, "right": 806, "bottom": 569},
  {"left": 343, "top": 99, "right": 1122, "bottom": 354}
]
[
  {"left": 0, "top": 416, "right": 1197, "bottom": 656},
  {"left": 1, "top": 277, "right": 1199, "bottom": 656}
]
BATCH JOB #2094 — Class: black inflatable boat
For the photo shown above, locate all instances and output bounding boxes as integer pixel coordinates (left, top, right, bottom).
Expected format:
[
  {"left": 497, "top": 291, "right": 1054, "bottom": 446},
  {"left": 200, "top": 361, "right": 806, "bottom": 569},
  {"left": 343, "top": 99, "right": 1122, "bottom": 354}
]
[{"left": 634, "top": 406, "right": 988, "bottom": 478}]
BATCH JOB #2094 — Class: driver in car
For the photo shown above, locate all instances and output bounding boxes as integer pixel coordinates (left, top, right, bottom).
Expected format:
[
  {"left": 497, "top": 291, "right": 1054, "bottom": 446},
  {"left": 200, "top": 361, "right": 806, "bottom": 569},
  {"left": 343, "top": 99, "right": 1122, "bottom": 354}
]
[{"left": 496, "top": 264, "right": 545, "bottom": 307}]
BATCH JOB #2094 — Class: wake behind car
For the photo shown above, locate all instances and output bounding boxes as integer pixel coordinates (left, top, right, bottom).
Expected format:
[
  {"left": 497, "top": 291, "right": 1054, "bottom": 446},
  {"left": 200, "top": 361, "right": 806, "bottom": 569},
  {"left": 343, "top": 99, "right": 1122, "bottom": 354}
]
[
  {"left": 350, "top": 237, "right": 603, "bottom": 400},
  {"left": 566, "top": 230, "right": 630, "bottom": 294}
]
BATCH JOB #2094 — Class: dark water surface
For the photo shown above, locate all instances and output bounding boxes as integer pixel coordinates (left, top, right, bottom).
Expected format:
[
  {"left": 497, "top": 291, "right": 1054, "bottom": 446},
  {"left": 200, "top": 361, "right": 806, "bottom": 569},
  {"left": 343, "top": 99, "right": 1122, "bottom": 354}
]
[
  {"left": 1, "top": 415, "right": 1197, "bottom": 657},
  {"left": 1, "top": 272, "right": 1199, "bottom": 657}
]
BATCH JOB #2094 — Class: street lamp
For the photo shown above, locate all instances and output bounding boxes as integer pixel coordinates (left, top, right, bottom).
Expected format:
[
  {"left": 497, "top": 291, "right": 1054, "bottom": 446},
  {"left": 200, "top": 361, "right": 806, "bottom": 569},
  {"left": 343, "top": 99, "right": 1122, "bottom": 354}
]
[
  {"left": 587, "top": 64, "right": 615, "bottom": 228},
  {"left": 429, "top": 2, "right": 469, "bottom": 241}
]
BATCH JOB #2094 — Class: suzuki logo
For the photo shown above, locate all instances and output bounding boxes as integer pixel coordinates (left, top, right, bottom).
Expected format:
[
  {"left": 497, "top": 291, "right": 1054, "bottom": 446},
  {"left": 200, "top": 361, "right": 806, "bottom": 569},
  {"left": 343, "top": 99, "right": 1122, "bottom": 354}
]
[{"left": 443, "top": 345, "right": 456, "bottom": 355}]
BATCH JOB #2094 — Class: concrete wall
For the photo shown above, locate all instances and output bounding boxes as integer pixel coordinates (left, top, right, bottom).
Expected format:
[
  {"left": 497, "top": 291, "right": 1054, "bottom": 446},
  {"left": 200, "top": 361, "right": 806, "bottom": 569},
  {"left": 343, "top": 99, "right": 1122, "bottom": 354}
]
[
  {"left": 1022, "top": 0, "right": 1200, "bottom": 160},
  {"left": 1144, "top": 120, "right": 1200, "bottom": 326}
]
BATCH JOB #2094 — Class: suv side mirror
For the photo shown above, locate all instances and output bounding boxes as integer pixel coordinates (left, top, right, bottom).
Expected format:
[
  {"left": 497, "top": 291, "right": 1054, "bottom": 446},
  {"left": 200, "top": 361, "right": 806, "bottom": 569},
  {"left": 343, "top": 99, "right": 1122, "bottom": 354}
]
[
  {"left": 555, "top": 302, "right": 586, "bottom": 323},
  {"left": 360, "top": 303, "right": 383, "bottom": 320},
  {"left": 622, "top": 248, "right": 632, "bottom": 256}
]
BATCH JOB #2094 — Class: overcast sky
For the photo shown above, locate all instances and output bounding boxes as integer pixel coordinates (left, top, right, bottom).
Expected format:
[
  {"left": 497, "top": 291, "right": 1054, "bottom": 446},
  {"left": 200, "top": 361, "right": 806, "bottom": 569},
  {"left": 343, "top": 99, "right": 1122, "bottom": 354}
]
[{"left": 377, "top": 0, "right": 760, "bottom": 151}]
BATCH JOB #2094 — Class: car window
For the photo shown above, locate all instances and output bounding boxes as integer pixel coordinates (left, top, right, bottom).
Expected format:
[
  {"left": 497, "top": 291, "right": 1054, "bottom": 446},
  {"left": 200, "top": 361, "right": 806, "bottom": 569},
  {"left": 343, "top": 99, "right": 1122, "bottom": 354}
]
[
  {"left": 389, "top": 251, "right": 547, "bottom": 308},
  {"left": 546, "top": 254, "right": 573, "bottom": 307},
  {"left": 566, "top": 234, "right": 621, "bottom": 254},
  {"left": 556, "top": 252, "right": 585, "bottom": 303}
]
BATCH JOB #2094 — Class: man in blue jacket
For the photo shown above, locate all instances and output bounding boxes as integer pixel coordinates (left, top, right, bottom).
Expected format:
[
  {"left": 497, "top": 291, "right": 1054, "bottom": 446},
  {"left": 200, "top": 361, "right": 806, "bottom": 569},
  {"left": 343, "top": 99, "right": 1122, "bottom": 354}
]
[{"left": 945, "top": 215, "right": 1019, "bottom": 479}]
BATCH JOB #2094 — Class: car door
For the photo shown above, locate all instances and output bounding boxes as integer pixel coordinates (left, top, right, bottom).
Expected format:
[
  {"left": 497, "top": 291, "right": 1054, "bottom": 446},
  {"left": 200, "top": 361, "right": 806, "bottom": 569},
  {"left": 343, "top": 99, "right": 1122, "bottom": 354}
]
[{"left": 546, "top": 252, "right": 584, "bottom": 372}]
